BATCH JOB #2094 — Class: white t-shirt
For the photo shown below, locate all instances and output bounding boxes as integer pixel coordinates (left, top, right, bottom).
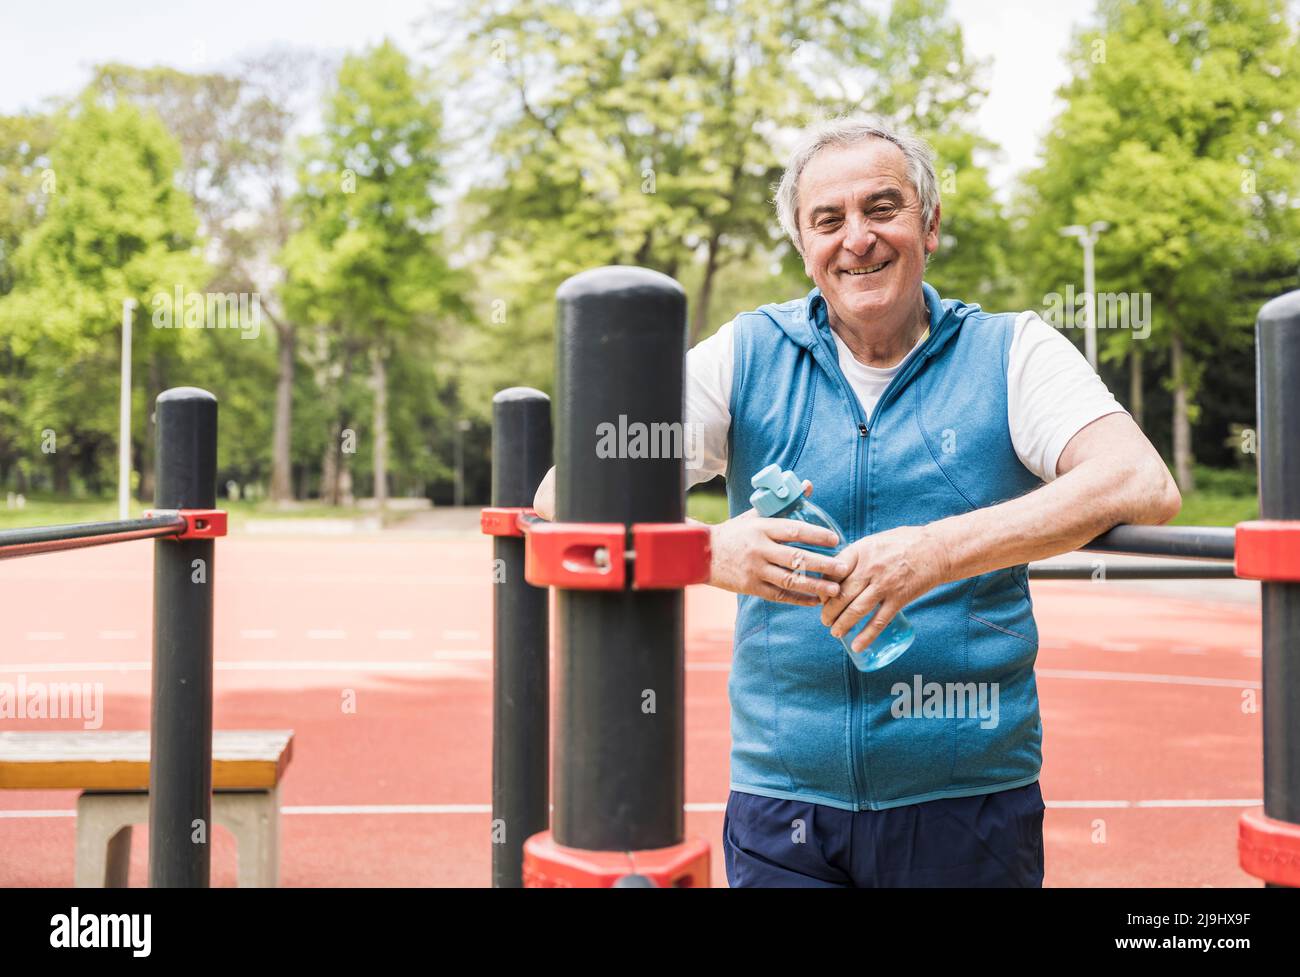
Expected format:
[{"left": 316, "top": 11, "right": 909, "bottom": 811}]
[{"left": 685, "top": 309, "right": 1128, "bottom": 489}]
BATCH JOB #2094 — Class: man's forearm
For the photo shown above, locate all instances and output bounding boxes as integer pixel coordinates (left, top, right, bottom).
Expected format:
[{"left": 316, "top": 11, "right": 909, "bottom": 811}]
[{"left": 922, "top": 457, "right": 1177, "bottom": 587}]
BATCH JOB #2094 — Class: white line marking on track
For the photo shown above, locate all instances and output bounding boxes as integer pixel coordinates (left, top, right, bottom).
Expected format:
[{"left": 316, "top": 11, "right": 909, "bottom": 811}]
[
  {"left": 1037, "top": 667, "right": 1259, "bottom": 689},
  {"left": 307, "top": 629, "right": 346, "bottom": 640},
  {"left": 24, "top": 632, "right": 64, "bottom": 641},
  {"left": 240, "top": 629, "right": 278, "bottom": 640},
  {"left": 97, "top": 630, "right": 136, "bottom": 641},
  {"left": 284, "top": 804, "right": 491, "bottom": 815},
  {"left": 0, "top": 799, "right": 1265, "bottom": 820},
  {"left": 430, "top": 650, "right": 491, "bottom": 661},
  {"left": 0, "top": 660, "right": 487, "bottom": 675}
]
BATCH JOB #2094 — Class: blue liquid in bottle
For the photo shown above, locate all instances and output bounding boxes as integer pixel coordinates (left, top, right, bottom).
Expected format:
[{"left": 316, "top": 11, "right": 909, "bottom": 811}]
[{"left": 750, "top": 463, "right": 915, "bottom": 672}]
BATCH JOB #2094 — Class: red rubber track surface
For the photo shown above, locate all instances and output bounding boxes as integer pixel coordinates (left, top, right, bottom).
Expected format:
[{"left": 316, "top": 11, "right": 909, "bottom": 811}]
[{"left": 0, "top": 536, "right": 1263, "bottom": 887}]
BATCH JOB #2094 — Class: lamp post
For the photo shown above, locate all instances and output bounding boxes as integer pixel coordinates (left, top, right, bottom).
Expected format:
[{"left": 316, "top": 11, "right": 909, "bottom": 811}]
[
  {"left": 118, "top": 298, "right": 137, "bottom": 519},
  {"left": 1060, "top": 221, "right": 1110, "bottom": 371}
]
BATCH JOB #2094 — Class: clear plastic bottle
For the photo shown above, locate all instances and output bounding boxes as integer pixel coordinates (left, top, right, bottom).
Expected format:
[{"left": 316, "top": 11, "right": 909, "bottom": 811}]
[{"left": 749, "top": 463, "right": 915, "bottom": 672}]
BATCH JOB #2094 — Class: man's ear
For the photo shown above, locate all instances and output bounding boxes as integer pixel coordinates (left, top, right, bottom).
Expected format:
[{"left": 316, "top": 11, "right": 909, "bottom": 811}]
[{"left": 924, "top": 202, "right": 941, "bottom": 257}]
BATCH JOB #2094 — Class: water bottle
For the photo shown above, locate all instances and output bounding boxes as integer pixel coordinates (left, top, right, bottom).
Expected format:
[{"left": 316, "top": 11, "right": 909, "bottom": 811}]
[{"left": 749, "top": 463, "right": 915, "bottom": 672}]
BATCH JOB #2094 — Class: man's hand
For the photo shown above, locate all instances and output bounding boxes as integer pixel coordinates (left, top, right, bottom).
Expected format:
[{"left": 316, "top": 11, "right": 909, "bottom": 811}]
[
  {"left": 533, "top": 466, "right": 557, "bottom": 520},
  {"left": 708, "top": 481, "right": 847, "bottom": 606},
  {"left": 820, "top": 524, "right": 949, "bottom": 651}
]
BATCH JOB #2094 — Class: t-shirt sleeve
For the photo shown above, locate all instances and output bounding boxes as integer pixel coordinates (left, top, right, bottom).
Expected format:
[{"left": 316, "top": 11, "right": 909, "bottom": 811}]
[
  {"left": 684, "top": 319, "right": 735, "bottom": 489},
  {"left": 1007, "top": 310, "right": 1130, "bottom": 482}
]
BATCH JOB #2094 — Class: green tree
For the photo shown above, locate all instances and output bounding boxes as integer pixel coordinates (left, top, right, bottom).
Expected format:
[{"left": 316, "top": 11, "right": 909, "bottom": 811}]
[
  {"left": 281, "top": 41, "right": 468, "bottom": 506},
  {"left": 92, "top": 56, "right": 321, "bottom": 500},
  {"left": 1016, "top": 0, "right": 1300, "bottom": 491},
  {"left": 0, "top": 110, "right": 58, "bottom": 490},
  {"left": 0, "top": 95, "right": 207, "bottom": 494},
  {"left": 438, "top": 0, "right": 1006, "bottom": 407}
]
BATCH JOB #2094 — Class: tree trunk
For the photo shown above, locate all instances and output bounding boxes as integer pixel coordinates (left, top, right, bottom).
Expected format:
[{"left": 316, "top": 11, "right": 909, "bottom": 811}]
[
  {"left": 372, "top": 347, "right": 388, "bottom": 510},
  {"left": 689, "top": 232, "right": 722, "bottom": 346},
  {"left": 1129, "top": 343, "right": 1144, "bottom": 429},
  {"left": 322, "top": 420, "right": 340, "bottom": 506},
  {"left": 1170, "top": 331, "right": 1195, "bottom": 493},
  {"left": 270, "top": 322, "right": 296, "bottom": 502},
  {"left": 139, "top": 355, "right": 162, "bottom": 501}
]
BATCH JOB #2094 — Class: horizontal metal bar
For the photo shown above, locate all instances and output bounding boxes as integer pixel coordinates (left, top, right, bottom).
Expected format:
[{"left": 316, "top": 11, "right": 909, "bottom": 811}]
[
  {"left": 1029, "top": 560, "right": 1240, "bottom": 579},
  {"left": 1082, "top": 525, "right": 1236, "bottom": 562},
  {"left": 0, "top": 514, "right": 187, "bottom": 561}
]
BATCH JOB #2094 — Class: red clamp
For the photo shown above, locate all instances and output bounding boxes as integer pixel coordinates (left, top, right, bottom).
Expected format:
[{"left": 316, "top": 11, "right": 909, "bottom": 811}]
[
  {"left": 522, "top": 830, "right": 711, "bottom": 888},
  {"left": 1235, "top": 520, "right": 1300, "bottom": 582},
  {"left": 521, "top": 521, "right": 711, "bottom": 590},
  {"left": 481, "top": 506, "right": 533, "bottom": 537},
  {"left": 631, "top": 523, "right": 711, "bottom": 589},
  {"left": 145, "top": 508, "right": 227, "bottom": 540},
  {"left": 525, "top": 521, "right": 627, "bottom": 589},
  {"left": 1238, "top": 807, "right": 1300, "bottom": 886}
]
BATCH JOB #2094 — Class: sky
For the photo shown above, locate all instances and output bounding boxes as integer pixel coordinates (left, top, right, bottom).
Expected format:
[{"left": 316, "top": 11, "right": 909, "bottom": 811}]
[{"left": 0, "top": 0, "right": 1100, "bottom": 196}]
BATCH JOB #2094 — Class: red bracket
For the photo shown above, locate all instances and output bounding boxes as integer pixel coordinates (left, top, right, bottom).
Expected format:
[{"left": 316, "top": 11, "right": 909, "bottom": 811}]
[
  {"left": 522, "top": 830, "right": 711, "bottom": 888},
  {"left": 1235, "top": 520, "right": 1300, "bottom": 582},
  {"left": 481, "top": 506, "right": 533, "bottom": 537},
  {"left": 631, "top": 523, "right": 711, "bottom": 589},
  {"left": 1238, "top": 807, "right": 1300, "bottom": 886},
  {"left": 145, "top": 508, "right": 227, "bottom": 540},
  {"left": 524, "top": 521, "right": 627, "bottom": 589},
  {"left": 519, "top": 520, "right": 711, "bottom": 591}
]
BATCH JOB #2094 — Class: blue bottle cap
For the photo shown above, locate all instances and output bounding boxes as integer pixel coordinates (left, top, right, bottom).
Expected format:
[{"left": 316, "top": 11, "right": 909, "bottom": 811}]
[{"left": 749, "top": 463, "right": 804, "bottom": 517}]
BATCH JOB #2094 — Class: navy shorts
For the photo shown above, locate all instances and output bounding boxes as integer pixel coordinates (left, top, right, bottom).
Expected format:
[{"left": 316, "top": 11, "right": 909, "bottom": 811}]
[{"left": 723, "top": 781, "right": 1045, "bottom": 888}]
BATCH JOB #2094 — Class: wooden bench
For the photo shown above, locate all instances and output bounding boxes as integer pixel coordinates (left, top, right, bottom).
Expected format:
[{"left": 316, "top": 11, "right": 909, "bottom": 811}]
[{"left": 0, "top": 730, "right": 293, "bottom": 887}]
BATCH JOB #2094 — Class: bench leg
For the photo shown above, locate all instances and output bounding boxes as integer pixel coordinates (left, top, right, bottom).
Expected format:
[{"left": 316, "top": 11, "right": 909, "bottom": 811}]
[
  {"left": 213, "top": 788, "right": 280, "bottom": 887},
  {"left": 76, "top": 792, "right": 147, "bottom": 888}
]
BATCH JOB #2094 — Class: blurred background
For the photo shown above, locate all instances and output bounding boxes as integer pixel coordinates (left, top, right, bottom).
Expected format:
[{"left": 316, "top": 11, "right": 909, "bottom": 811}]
[{"left": 1, "top": 0, "right": 1297, "bottom": 528}]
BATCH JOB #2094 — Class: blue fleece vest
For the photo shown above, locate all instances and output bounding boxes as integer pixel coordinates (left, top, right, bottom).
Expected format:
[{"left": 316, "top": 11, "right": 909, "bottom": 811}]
[{"left": 723, "top": 282, "right": 1046, "bottom": 811}]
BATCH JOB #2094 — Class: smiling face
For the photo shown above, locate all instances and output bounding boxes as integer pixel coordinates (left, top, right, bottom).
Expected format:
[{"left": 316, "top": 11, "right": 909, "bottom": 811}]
[{"left": 797, "top": 138, "right": 939, "bottom": 339}]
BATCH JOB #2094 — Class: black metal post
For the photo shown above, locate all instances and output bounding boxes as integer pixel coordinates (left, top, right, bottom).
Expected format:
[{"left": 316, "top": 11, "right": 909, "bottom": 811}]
[
  {"left": 1257, "top": 291, "right": 1300, "bottom": 835},
  {"left": 491, "top": 388, "right": 552, "bottom": 888},
  {"left": 148, "top": 387, "right": 217, "bottom": 887},
  {"left": 553, "top": 266, "right": 688, "bottom": 852}
]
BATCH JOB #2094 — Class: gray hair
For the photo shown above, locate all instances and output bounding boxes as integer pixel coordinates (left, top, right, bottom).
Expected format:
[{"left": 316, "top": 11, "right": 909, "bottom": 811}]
[{"left": 774, "top": 117, "right": 940, "bottom": 257}]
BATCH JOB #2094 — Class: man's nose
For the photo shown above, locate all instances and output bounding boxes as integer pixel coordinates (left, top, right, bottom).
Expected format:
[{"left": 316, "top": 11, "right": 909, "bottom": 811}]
[{"left": 840, "top": 213, "right": 876, "bottom": 256}]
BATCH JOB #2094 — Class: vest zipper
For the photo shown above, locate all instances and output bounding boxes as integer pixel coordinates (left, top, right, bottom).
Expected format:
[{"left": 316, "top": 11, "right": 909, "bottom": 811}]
[{"left": 808, "top": 297, "right": 953, "bottom": 811}]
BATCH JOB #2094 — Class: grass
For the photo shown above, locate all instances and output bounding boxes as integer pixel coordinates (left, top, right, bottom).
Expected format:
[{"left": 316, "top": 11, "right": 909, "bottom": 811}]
[
  {"left": 1, "top": 465, "right": 1260, "bottom": 533},
  {"left": 0, "top": 495, "right": 388, "bottom": 531}
]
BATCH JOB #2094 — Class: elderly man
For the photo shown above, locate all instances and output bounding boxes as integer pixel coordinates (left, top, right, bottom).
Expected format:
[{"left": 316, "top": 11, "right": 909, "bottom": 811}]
[{"left": 534, "top": 117, "right": 1180, "bottom": 887}]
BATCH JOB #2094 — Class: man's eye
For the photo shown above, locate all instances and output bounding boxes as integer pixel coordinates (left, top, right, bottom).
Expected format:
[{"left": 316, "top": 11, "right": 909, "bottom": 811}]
[{"left": 871, "top": 207, "right": 896, "bottom": 218}]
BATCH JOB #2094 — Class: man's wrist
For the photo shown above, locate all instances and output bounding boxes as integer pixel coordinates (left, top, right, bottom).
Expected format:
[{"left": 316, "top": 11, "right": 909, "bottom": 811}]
[{"left": 920, "top": 521, "right": 954, "bottom": 588}]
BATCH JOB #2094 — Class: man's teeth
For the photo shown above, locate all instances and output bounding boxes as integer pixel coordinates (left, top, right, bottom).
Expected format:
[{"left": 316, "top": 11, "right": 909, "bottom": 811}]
[{"left": 845, "top": 262, "right": 888, "bottom": 275}]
